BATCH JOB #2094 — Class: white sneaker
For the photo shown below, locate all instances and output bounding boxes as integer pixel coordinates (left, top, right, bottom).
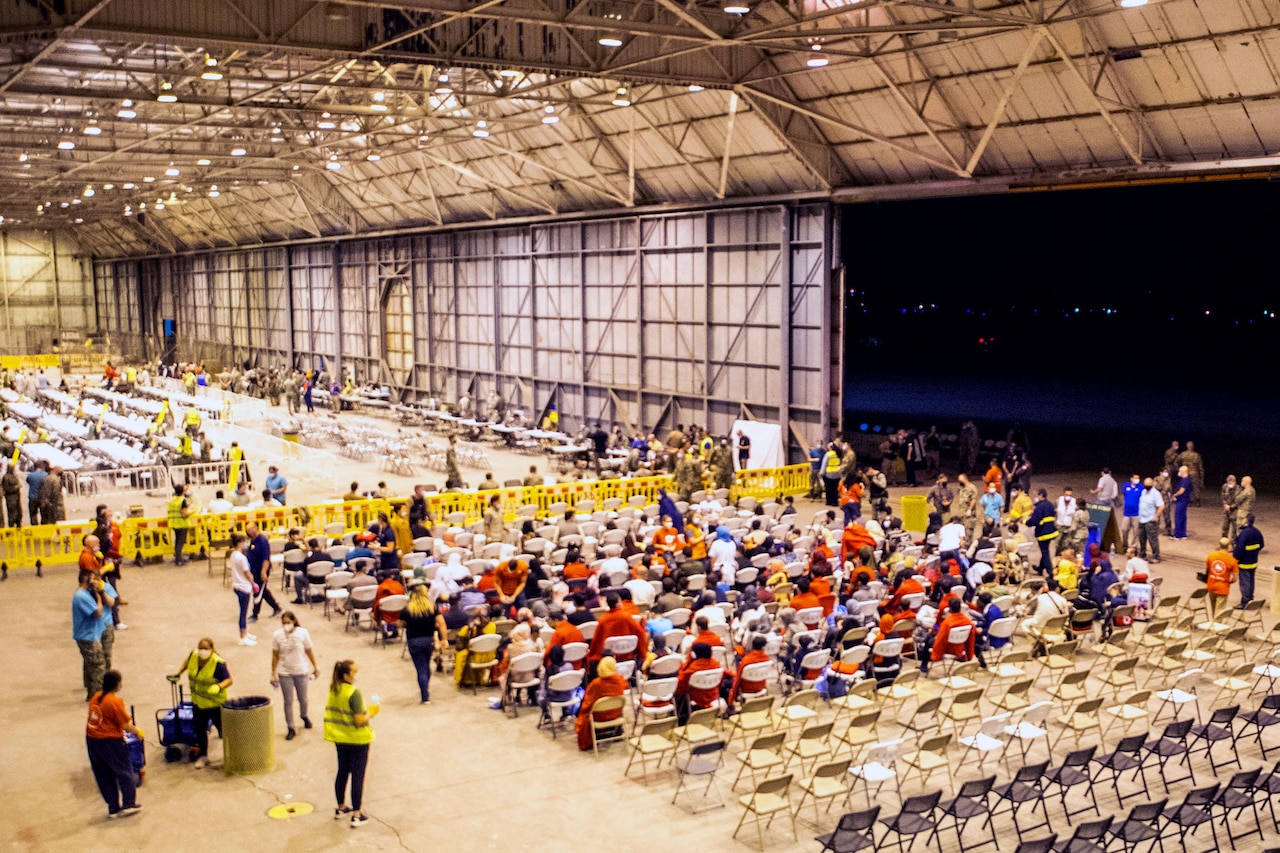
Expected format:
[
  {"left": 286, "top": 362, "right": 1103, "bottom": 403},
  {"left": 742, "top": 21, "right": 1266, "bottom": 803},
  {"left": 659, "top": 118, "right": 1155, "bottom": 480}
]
[
  {"left": 194, "top": 757, "right": 208, "bottom": 769},
  {"left": 115, "top": 623, "right": 129, "bottom": 630},
  {"left": 246, "top": 633, "right": 257, "bottom": 641},
  {"left": 238, "top": 637, "right": 257, "bottom": 646}
]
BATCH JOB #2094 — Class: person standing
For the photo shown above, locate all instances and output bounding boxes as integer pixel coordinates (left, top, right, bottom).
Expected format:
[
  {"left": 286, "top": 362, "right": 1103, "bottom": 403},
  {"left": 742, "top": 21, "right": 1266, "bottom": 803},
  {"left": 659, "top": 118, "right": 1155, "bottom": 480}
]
[
  {"left": 265, "top": 466, "right": 288, "bottom": 505},
  {"left": 1091, "top": 468, "right": 1119, "bottom": 510},
  {"left": 927, "top": 475, "right": 954, "bottom": 520},
  {"left": 303, "top": 377, "right": 314, "bottom": 414},
  {"left": 85, "top": 670, "right": 143, "bottom": 819},
  {"left": 483, "top": 495, "right": 505, "bottom": 547},
  {"left": 1234, "top": 514, "right": 1264, "bottom": 609},
  {"left": 1138, "top": 477, "right": 1164, "bottom": 563},
  {"left": 1220, "top": 475, "right": 1240, "bottom": 543},
  {"left": 228, "top": 533, "right": 256, "bottom": 646},
  {"left": 170, "top": 638, "right": 231, "bottom": 769},
  {"left": 1118, "top": 474, "right": 1143, "bottom": 552},
  {"left": 1235, "top": 476, "right": 1257, "bottom": 539},
  {"left": 270, "top": 611, "right": 318, "bottom": 740},
  {"left": 40, "top": 464, "right": 66, "bottom": 523},
  {"left": 1155, "top": 470, "right": 1175, "bottom": 537},
  {"left": 736, "top": 429, "right": 751, "bottom": 471},
  {"left": 819, "top": 443, "right": 842, "bottom": 507},
  {"left": 1162, "top": 441, "right": 1180, "bottom": 476},
  {"left": 73, "top": 568, "right": 106, "bottom": 701},
  {"left": 325, "top": 660, "right": 378, "bottom": 827},
  {"left": 444, "top": 434, "right": 461, "bottom": 489},
  {"left": 247, "top": 523, "right": 281, "bottom": 622},
  {"left": 1027, "top": 489, "right": 1058, "bottom": 576},
  {"left": 399, "top": 581, "right": 446, "bottom": 704},
  {"left": 1054, "top": 487, "right": 1077, "bottom": 554},
  {"left": 167, "top": 483, "right": 192, "bottom": 565},
  {"left": 2, "top": 463, "right": 20, "bottom": 527},
  {"left": 1178, "top": 441, "right": 1205, "bottom": 507},
  {"left": 1172, "top": 465, "right": 1192, "bottom": 539},
  {"left": 1204, "top": 539, "right": 1238, "bottom": 624},
  {"left": 905, "top": 431, "right": 925, "bottom": 487},
  {"left": 26, "top": 460, "right": 47, "bottom": 526},
  {"left": 283, "top": 373, "right": 299, "bottom": 414},
  {"left": 954, "top": 473, "right": 980, "bottom": 540},
  {"left": 923, "top": 427, "right": 941, "bottom": 478}
]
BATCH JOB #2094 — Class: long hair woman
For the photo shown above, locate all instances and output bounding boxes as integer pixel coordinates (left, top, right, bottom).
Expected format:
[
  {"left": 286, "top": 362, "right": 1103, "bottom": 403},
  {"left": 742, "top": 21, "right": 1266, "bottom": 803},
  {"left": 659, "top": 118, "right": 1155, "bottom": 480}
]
[
  {"left": 399, "top": 581, "right": 446, "bottom": 703},
  {"left": 324, "top": 659, "right": 379, "bottom": 827}
]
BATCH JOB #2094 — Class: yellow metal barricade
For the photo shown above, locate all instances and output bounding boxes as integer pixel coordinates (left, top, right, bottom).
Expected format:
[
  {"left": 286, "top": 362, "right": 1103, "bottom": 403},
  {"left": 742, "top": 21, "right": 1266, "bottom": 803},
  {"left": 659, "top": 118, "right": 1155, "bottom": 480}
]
[{"left": 730, "top": 464, "right": 811, "bottom": 502}]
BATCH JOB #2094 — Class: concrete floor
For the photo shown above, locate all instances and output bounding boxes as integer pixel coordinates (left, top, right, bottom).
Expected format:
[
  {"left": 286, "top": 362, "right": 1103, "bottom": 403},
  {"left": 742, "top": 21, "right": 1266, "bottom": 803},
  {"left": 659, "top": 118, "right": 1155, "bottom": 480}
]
[{"left": 5, "top": 405, "right": 1279, "bottom": 852}]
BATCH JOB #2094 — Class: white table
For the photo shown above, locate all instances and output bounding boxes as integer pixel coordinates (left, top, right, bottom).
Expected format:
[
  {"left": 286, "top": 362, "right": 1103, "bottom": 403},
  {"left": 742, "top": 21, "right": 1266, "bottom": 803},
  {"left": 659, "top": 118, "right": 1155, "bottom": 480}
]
[
  {"left": 86, "top": 440, "right": 150, "bottom": 467},
  {"left": 42, "top": 415, "right": 90, "bottom": 439},
  {"left": 21, "top": 442, "right": 83, "bottom": 471}
]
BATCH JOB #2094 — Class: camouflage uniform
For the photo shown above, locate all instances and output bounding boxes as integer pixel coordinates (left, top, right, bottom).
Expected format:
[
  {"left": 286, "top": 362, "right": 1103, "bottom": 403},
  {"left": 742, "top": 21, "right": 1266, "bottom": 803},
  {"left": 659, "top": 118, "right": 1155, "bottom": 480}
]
[
  {"left": 1221, "top": 480, "right": 1240, "bottom": 543},
  {"left": 1177, "top": 450, "right": 1204, "bottom": 507},
  {"left": 1162, "top": 446, "right": 1180, "bottom": 476},
  {"left": 1236, "top": 484, "right": 1256, "bottom": 530},
  {"left": 1067, "top": 506, "right": 1090, "bottom": 555},
  {"left": 445, "top": 446, "right": 461, "bottom": 489},
  {"left": 953, "top": 482, "right": 980, "bottom": 538},
  {"left": 673, "top": 455, "right": 701, "bottom": 500},
  {"left": 1155, "top": 474, "right": 1175, "bottom": 536},
  {"left": 710, "top": 445, "right": 734, "bottom": 491}
]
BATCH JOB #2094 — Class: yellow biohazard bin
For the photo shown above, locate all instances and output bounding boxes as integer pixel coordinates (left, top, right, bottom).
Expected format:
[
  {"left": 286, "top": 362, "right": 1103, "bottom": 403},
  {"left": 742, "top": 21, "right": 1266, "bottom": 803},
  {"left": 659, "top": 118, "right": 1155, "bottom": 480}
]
[{"left": 901, "top": 494, "right": 928, "bottom": 533}]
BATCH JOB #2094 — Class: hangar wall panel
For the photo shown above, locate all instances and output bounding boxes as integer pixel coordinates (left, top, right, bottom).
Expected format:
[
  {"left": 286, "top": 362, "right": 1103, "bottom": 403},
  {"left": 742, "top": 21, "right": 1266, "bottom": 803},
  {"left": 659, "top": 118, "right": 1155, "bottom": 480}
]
[{"left": 115, "top": 202, "right": 836, "bottom": 460}]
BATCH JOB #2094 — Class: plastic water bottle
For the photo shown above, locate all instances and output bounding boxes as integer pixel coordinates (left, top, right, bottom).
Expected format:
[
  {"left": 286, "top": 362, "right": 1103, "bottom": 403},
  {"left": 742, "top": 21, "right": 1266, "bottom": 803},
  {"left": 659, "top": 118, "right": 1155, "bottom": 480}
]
[{"left": 1109, "top": 544, "right": 1116, "bottom": 559}]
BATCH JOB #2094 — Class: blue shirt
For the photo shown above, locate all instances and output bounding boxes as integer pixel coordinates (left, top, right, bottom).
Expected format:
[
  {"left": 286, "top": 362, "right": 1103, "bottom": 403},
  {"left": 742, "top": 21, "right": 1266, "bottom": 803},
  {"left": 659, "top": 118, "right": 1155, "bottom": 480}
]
[
  {"left": 265, "top": 473, "right": 287, "bottom": 504},
  {"left": 246, "top": 533, "right": 271, "bottom": 577},
  {"left": 1122, "top": 482, "right": 1143, "bottom": 517},
  {"left": 646, "top": 616, "right": 674, "bottom": 639},
  {"left": 979, "top": 492, "right": 1004, "bottom": 520},
  {"left": 99, "top": 582, "right": 117, "bottom": 633},
  {"left": 1174, "top": 476, "right": 1193, "bottom": 504},
  {"left": 378, "top": 527, "right": 399, "bottom": 569},
  {"left": 72, "top": 588, "right": 104, "bottom": 642},
  {"left": 26, "top": 469, "right": 46, "bottom": 502},
  {"left": 1138, "top": 488, "right": 1164, "bottom": 523}
]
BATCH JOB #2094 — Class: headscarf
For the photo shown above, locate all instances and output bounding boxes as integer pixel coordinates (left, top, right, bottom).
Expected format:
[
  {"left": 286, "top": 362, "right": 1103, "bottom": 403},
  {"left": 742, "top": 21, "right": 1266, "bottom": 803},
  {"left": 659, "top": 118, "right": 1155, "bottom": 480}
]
[
  {"left": 716, "top": 525, "right": 732, "bottom": 543},
  {"left": 597, "top": 656, "right": 618, "bottom": 678},
  {"left": 658, "top": 488, "right": 684, "bottom": 532},
  {"left": 507, "top": 623, "right": 538, "bottom": 657}
]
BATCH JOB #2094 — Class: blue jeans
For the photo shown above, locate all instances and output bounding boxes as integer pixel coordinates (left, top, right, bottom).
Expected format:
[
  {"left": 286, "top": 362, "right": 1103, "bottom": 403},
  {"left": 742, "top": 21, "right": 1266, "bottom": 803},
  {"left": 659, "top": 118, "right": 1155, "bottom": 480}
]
[
  {"left": 1240, "top": 569, "right": 1256, "bottom": 606},
  {"left": 235, "top": 589, "right": 250, "bottom": 632},
  {"left": 407, "top": 637, "right": 435, "bottom": 701},
  {"left": 1174, "top": 500, "right": 1189, "bottom": 538}
]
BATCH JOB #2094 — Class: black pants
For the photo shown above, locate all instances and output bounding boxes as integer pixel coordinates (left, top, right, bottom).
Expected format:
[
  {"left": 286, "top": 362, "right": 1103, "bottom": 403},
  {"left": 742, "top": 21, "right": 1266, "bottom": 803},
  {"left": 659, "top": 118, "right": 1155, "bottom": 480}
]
[
  {"left": 173, "top": 527, "right": 189, "bottom": 562},
  {"left": 5, "top": 497, "right": 19, "bottom": 527},
  {"left": 824, "top": 477, "right": 840, "bottom": 507},
  {"left": 251, "top": 570, "right": 279, "bottom": 617},
  {"left": 1038, "top": 539, "right": 1053, "bottom": 574},
  {"left": 28, "top": 500, "right": 39, "bottom": 526},
  {"left": 407, "top": 637, "right": 435, "bottom": 702},
  {"left": 335, "top": 743, "right": 370, "bottom": 811},
  {"left": 193, "top": 705, "right": 222, "bottom": 758},
  {"left": 87, "top": 736, "right": 137, "bottom": 813}
]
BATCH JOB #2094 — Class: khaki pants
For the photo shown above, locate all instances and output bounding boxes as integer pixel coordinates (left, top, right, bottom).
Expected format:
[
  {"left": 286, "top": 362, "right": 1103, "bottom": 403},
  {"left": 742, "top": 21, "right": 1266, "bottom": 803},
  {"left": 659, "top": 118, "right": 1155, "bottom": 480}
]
[{"left": 1208, "top": 591, "right": 1229, "bottom": 623}]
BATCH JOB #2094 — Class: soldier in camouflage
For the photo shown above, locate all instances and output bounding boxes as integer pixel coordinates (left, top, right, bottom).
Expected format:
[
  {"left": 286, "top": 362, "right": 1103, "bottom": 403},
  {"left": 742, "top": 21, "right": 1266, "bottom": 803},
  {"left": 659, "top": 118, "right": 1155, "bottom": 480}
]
[
  {"left": 1155, "top": 470, "right": 1175, "bottom": 537},
  {"left": 1177, "top": 441, "right": 1204, "bottom": 507},
  {"left": 953, "top": 473, "right": 980, "bottom": 540},
  {"left": 1236, "top": 476, "right": 1256, "bottom": 536},
  {"left": 1221, "top": 475, "right": 1240, "bottom": 544}
]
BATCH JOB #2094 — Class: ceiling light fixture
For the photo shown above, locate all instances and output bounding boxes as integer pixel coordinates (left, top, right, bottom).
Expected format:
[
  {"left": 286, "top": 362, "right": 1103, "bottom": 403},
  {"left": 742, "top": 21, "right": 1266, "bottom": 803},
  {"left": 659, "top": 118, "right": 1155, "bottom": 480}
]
[
  {"left": 366, "top": 152, "right": 381, "bottom": 161},
  {"left": 117, "top": 100, "right": 136, "bottom": 119},
  {"left": 57, "top": 139, "right": 75, "bottom": 150},
  {"left": 123, "top": 182, "right": 135, "bottom": 189},
  {"left": 103, "top": 183, "right": 114, "bottom": 190},
  {"left": 209, "top": 185, "right": 220, "bottom": 198},
  {"left": 83, "top": 121, "right": 102, "bottom": 136},
  {"left": 807, "top": 44, "right": 828, "bottom": 67},
  {"left": 157, "top": 81, "right": 177, "bottom": 102},
  {"left": 1119, "top": 0, "right": 1148, "bottom": 5},
  {"left": 599, "top": 35, "right": 623, "bottom": 47},
  {"left": 201, "top": 56, "right": 223, "bottom": 81},
  {"left": 165, "top": 162, "right": 180, "bottom": 177},
  {"left": 371, "top": 92, "right": 387, "bottom": 112},
  {"left": 473, "top": 120, "right": 490, "bottom": 138},
  {"left": 723, "top": 2, "right": 750, "bottom": 13},
  {"left": 154, "top": 200, "right": 165, "bottom": 210},
  {"left": 197, "top": 158, "right": 211, "bottom": 165},
  {"left": 542, "top": 106, "right": 559, "bottom": 125},
  {"left": 230, "top": 147, "right": 246, "bottom": 156},
  {"left": 326, "top": 154, "right": 341, "bottom": 170},
  {"left": 143, "top": 176, "right": 155, "bottom": 182},
  {"left": 689, "top": 84, "right": 704, "bottom": 92},
  {"left": 612, "top": 86, "right": 631, "bottom": 107},
  {"left": 19, "top": 152, "right": 28, "bottom": 162},
  {"left": 83, "top": 186, "right": 95, "bottom": 197},
  {"left": 318, "top": 111, "right": 336, "bottom": 129}
]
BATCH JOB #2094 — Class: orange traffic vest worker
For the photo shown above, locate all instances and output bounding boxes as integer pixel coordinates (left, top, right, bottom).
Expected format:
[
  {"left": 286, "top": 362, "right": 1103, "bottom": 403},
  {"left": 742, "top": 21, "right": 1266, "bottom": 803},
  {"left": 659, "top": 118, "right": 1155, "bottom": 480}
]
[{"left": 1204, "top": 539, "right": 1239, "bottom": 622}]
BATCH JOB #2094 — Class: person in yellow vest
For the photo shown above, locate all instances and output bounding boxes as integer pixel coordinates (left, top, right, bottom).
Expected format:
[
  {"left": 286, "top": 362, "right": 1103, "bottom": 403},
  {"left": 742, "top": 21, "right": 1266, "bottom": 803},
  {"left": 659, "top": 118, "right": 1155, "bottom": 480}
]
[
  {"left": 325, "top": 659, "right": 379, "bottom": 827},
  {"left": 699, "top": 434, "right": 713, "bottom": 461},
  {"left": 184, "top": 406, "right": 202, "bottom": 437},
  {"left": 168, "top": 483, "right": 192, "bottom": 566},
  {"left": 168, "top": 637, "right": 231, "bottom": 769},
  {"left": 176, "top": 432, "right": 193, "bottom": 466}
]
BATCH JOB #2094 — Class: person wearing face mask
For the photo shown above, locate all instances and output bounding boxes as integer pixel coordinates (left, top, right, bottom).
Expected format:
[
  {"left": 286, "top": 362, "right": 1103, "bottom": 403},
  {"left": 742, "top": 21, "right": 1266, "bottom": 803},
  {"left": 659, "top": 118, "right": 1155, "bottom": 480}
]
[
  {"left": 270, "top": 611, "right": 318, "bottom": 740},
  {"left": 1137, "top": 477, "right": 1164, "bottom": 563},
  {"left": 169, "top": 638, "right": 231, "bottom": 769},
  {"left": 1118, "top": 474, "right": 1143, "bottom": 552},
  {"left": 979, "top": 482, "right": 1004, "bottom": 524},
  {"left": 325, "top": 659, "right": 379, "bottom": 827},
  {"left": 227, "top": 532, "right": 256, "bottom": 646}
]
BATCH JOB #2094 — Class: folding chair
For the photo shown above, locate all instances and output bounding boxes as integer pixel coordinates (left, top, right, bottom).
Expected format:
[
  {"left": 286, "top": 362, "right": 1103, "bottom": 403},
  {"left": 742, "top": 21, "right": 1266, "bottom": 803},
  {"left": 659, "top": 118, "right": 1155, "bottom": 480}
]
[
  {"left": 1211, "top": 767, "right": 1264, "bottom": 850},
  {"left": 671, "top": 738, "right": 726, "bottom": 812},
  {"left": 816, "top": 805, "right": 880, "bottom": 853},
  {"left": 1152, "top": 668, "right": 1203, "bottom": 724},
  {"left": 795, "top": 758, "right": 852, "bottom": 826},
  {"left": 876, "top": 790, "right": 942, "bottom": 853},
  {"left": 1219, "top": 626, "right": 1250, "bottom": 668},
  {"left": 1236, "top": 693, "right": 1280, "bottom": 759},
  {"left": 990, "top": 760, "right": 1053, "bottom": 844},
  {"left": 1188, "top": 704, "right": 1242, "bottom": 774},
  {"left": 771, "top": 688, "right": 820, "bottom": 733},
  {"left": 959, "top": 713, "right": 1010, "bottom": 771},
  {"left": 901, "top": 733, "right": 953, "bottom": 791},
  {"left": 732, "top": 774, "right": 796, "bottom": 850},
  {"left": 725, "top": 696, "right": 775, "bottom": 749},
  {"left": 941, "top": 688, "right": 984, "bottom": 738},
  {"left": 625, "top": 717, "right": 679, "bottom": 783},
  {"left": 1050, "top": 816, "right": 1112, "bottom": 853},
  {"left": 500, "top": 652, "right": 543, "bottom": 716},
  {"left": 1095, "top": 656, "right": 1140, "bottom": 698},
  {"left": 900, "top": 695, "right": 942, "bottom": 738},
  {"left": 1142, "top": 641, "right": 1188, "bottom": 688},
  {"left": 674, "top": 706, "right": 722, "bottom": 753},
  {"left": 783, "top": 720, "right": 835, "bottom": 774},
  {"left": 1106, "top": 799, "right": 1167, "bottom": 853},
  {"left": 846, "top": 738, "right": 903, "bottom": 807},
  {"left": 876, "top": 670, "right": 922, "bottom": 718},
  {"left": 991, "top": 678, "right": 1034, "bottom": 714},
  {"left": 1256, "top": 759, "right": 1280, "bottom": 833},
  {"left": 1003, "top": 700, "right": 1054, "bottom": 764},
  {"left": 1042, "top": 745, "right": 1101, "bottom": 825},
  {"left": 1141, "top": 717, "right": 1197, "bottom": 794},
  {"left": 462, "top": 633, "right": 502, "bottom": 691},
  {"left": 1102, "top": 690, "right": 1151, "bottom": 738},
  {"left": 1011, "top": 835, "right": 1057, "bottom": 853},
  {"left": 987, "top": 649, "right": 1031, "bottom": 686},
  {"left": 930, "top": 776, "right": 998, "bottom": 853},
  {"left": 835, "top": 709, "right": 882, "bottom": 764},
  {"left": 588, "top": 694, "right": 628, "bottom": 754},
  {"left": 1211, "top": 662, "right": 1256, "bottom": 709},
  {"left": 1035, "top": 641, "right": 1079, "bottom": 689},
  {"left": 731, "top": 731, "right": 786, "bottom": 792},
  {"left": 1088, "top": 732, "right": 1148, "bottom": 806},
  {"left": 1180, "top": 634, "right": 1220, "bottom": 665},
  {"left": 632, "top": 676, "right": 678, "bottom": 728},
  {"left": 537, "top": 668, "right": 585, "bottom": 738},
  {"left": 1047, "top": 669, "right": 1090, "bottom": 704},
  {"left": 830, "top": 678, "right": 877, "bottom": 728},
  {"left": 1161, "top": 784, "right": 1221, "bottom": 850},
  {"left": 1250, "top": 621, "right": 1280, "bottom": 662},
  {"left": 1051, "top": 697, "right": 1104, "bottom": 752}
]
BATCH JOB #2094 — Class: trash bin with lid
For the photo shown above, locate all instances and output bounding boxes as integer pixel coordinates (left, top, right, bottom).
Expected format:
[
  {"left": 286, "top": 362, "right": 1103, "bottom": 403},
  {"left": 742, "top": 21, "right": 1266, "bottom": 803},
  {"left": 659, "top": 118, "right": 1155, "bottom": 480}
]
[
  {"left": 221, "top": 695, "right": 275, "bottom": 775},
  {"left": 901, "top": 494, "right": 928, "bottom": 533}
]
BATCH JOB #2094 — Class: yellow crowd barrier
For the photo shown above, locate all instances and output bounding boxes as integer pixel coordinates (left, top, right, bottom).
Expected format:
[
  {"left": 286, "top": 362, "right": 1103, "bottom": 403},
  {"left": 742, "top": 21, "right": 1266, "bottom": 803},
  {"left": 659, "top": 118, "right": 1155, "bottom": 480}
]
[{"left": 1, "top": 464, "right": 810, "bottom": 571}]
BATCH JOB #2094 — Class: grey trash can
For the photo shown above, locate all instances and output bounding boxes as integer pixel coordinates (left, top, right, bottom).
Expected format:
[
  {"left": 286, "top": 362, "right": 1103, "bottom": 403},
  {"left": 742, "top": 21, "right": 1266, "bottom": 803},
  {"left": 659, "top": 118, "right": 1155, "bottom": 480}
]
[{"left": 222, "top": 695, "right": 275, "bottom": 775}]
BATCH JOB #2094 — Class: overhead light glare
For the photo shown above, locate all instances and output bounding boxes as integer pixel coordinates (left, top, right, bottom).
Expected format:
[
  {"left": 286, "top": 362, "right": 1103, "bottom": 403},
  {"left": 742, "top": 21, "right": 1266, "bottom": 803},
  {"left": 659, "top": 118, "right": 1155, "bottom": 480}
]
[
  {"left": 19, "top": 152, "right": 28, "bottom": 162},
  {"left": 1119, "top": 0, "right": 1148, "bottom": 6},
  {"left": 723, "top": 2, "right": 750, "bottom": 13},
  {"left": 370, "top": 103, "right": 387, "bottom": 112},
  {"left": 83, "top": 186, "right": 94, "bottom": 197},
  {"left": 165, "top": 163, "right": 180, "bottom": 176},
  {"left": 143, "top": 176, "right": 155, "bottom": 182},
  {"left": 366, "top": 152, "right": 381, "bottom": 161},
  {"left": 103, "top": 184, "right": 114, "bottom": 190},
  {"left": 122, "top": 182, "right": 135, "bottom": 189},
  {"left": 157, "top": 81, "right": 177, "bottom": 102},
  {"left": 807, "top": 56, "right": 829, "bottom": 67},
  {"left": 542, "top": 114, "right": 560, "bottom": 124},
  {"left": 499, "top": 69, "right": 521, "bottom": 78},
  {"left": 326, "top": 160, "right": 341, "bottom": 170},
  {"left": 83, "top": 122, "right": 102, "bottom": 136},
  {"left": 117, "top": 100, "right": 136, "bottom": 119},
  {"left": 58, "top": 139, "right": 75, "bottom": 150},
  {"left": 612, "top": 87, "right": 631, "bottom": 107},
  {"left": 197, "top": 158, "right": 211, "bottom": 165},
  {"left": 688, "top": 84, "right": 704, "bottom": 92},
  {"left": 599, "top": 36, "right": 623, "bottom": 47},
  {"left": 230, "top": 147, "right": 247, "bottom": 156}
]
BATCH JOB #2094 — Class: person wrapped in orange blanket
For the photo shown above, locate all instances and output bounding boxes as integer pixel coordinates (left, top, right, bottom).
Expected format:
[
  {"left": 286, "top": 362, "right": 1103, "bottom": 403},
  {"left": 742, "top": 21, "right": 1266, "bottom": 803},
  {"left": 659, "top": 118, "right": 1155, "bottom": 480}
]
[{"left": 576, "top": 656, "right": 628, "bottom": 750}]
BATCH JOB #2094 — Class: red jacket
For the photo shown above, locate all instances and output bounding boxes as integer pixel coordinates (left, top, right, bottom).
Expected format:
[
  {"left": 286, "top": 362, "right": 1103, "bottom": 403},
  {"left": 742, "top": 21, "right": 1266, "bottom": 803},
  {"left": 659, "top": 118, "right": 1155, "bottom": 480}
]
[
  {"left": 588, "top": 607, "right": 647, "bottom": 663},
  {"left": 931, "top": 611, "right": 976, "bottom": 662},
  {"left": 677, "top": 657, "right": 723, "bottom": 708}
]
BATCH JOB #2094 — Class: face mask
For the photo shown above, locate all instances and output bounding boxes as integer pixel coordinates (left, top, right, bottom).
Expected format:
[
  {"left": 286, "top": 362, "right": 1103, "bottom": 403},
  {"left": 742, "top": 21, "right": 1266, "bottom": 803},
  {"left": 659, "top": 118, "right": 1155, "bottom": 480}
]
[
  {"left": 1131, "top": 479, "right": 1140, "bottom": 485},
  {"left": 197, "top": 648, "right": 211, "bottom": 660},
  {"left": 284, "top": 624, "right": 295, "bottom": 633}
]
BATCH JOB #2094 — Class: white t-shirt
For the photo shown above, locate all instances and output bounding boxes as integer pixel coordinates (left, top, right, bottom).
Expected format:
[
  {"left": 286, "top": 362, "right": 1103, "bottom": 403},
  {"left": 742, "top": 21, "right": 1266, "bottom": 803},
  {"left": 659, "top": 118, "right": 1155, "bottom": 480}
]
[
  {"left": 229, "top": 550, "right": 253, "bottom": 593},
  {"left": 208, "top": 498, "right": 234, "bottom": 513},
  {"left": 272, "top": 626, "right": 314, "bottom": 676},
  {"left": 938, "top": 522, "right": 965, "bottom": 552},
  {"left": 623, "top": 578, "right": 656, "bottom": 607}
]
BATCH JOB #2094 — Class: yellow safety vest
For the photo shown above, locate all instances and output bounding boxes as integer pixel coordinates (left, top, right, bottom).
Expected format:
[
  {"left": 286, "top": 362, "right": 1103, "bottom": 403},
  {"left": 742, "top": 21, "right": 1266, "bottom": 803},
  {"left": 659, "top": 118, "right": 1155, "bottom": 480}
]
[
  {"left": 324, "top": 683, "right": 374, "bottom": 745},
  {"left": 700, "top": 437, "right": 713, "bottom": 457},
  {"left": 177, "top": 434, "right": 192, "bottom": 456},
  {"left": 126, "top": 367, "right": 137, "bottom": 383},
  {"left": 824, "top": 451, "right": 841, "bottom": 474},
  {"left": 185, "top": 409, "right": 201, "bottom": 426},
  {"left": 168, "top": 495, "right": 189, "bottom": 530},
  {"left": 188, "top": 652, "right": 227, "bottom": 710}
]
